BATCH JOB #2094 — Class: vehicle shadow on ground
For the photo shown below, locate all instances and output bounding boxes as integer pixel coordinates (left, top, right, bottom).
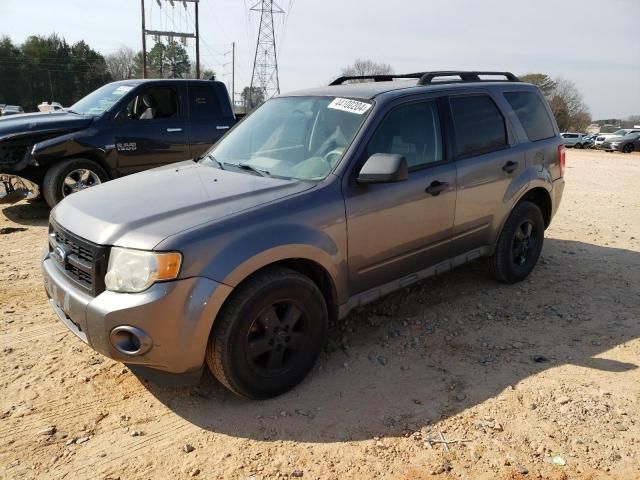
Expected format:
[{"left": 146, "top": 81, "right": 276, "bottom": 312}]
[
  {"left": 142, "top": 237, "right": 640, "bottom": 443},
  {"left": 1, "top": 201, "right": 49, "bottom": 227}
]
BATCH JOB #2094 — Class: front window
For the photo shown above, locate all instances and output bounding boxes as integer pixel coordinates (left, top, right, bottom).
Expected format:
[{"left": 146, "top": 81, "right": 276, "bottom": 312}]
[
  {"left": 69, "top": 83, "right": 137, "bottom": 116},
  {"left": 201, "top": 96, "right": 371, "bottom": 181}
]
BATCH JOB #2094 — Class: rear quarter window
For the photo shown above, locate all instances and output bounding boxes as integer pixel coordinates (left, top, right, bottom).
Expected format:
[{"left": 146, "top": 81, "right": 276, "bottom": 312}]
[{"left": 504, "top": 91, "right": 555, "bottom": 142}]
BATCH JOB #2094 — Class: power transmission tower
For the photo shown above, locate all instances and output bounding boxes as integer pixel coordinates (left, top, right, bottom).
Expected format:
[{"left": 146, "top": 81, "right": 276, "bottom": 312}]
[
  {"left": 140, "top": 0, "right": 200, "bottom": 79},
  {"left": 249, "top": 0, "right": 283, "bottom": 107}
]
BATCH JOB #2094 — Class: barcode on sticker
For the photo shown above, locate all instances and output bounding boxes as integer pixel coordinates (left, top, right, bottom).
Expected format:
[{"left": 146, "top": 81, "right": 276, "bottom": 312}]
[{"left": 328, "top": 98, "right": 372, "bottom": 115}]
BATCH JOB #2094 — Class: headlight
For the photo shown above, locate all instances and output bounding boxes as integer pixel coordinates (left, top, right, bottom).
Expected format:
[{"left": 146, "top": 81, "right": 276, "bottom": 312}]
[{"left": 104, "top": 247, "right": 182, "bottom": 293}]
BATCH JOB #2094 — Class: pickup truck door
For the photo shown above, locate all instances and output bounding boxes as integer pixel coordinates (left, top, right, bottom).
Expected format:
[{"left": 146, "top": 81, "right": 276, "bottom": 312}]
[
  {"left": 447, "top": 92, "right": 525, "bottom": 257},
  {"left": 113, "top": 83, "right": 190, "bottom": 175},
  {"left": 186, "top": 82, "right": 236, "bottom": 159},
  {"left": 344, "top": 98, "right": 457, "bottom": 295}
]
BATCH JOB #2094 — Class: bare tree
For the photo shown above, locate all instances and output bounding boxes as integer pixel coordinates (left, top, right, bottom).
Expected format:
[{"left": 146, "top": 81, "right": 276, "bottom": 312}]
[
  {"left": 340, "top": 59, "right": 394, "bottom": 82},
  {"left": 105, "top": 46, "right": 138, "bottom": 80}
]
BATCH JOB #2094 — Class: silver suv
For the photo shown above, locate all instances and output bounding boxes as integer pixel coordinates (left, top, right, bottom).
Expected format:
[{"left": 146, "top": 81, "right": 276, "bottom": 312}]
[{"left": 42, "top": 71, "right": 565, "bottom": 399}]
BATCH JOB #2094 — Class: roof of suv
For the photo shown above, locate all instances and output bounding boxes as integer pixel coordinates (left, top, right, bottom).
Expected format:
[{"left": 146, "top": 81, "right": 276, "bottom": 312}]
[{"left": 286, "top": 79, "right": 535, "bottom": 101}]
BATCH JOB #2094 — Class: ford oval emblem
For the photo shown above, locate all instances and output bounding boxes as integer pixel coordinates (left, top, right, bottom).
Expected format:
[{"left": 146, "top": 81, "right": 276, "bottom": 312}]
[{"left": 52, "top": 245, "right": 67, "bottom": 264}]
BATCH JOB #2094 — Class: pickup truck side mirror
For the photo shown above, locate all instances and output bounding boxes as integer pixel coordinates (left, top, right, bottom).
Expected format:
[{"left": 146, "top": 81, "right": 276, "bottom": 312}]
[{"left": 357, "top": 153, "right": 408, "bottom": 184}]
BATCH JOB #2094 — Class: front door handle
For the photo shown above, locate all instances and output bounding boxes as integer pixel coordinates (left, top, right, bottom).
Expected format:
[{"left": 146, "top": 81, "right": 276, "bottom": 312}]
[
  {"left": 425, "top": 180, "right": 449, "bottom": 196},
  {"left": 216, "top": 125, "right": 230, "bottom": 130},
  {"left": 502, "top": 160, "right": 519, "bottom": 173},
  {"left": 166, "top": 128, "right": 183, "bottom": 133}
]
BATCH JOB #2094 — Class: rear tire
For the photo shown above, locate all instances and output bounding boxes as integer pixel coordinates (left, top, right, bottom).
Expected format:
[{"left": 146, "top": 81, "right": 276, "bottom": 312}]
[
  {"left": 574, "top": 143, "right": 583, "bottom": 149},
  {"left": 206, "top": 267, "right": 328, "bottom": 399},
  {"left": 489, "top": 201, "right": 545, "bottom": 284},
  {"left": 622, "top": 144, "right": 634, "bottom": 154},
  {"left": 43, "top": 158, "right": 108, "bottom": 208}
]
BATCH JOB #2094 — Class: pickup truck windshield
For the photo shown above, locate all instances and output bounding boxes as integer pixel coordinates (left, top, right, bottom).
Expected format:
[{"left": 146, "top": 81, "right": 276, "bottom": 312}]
[
  {"left": 70, "top": 84, "right": 136, "bottom": 116},
  {"left": 202, "top": 96, "right": 372, "bottom": 181}
]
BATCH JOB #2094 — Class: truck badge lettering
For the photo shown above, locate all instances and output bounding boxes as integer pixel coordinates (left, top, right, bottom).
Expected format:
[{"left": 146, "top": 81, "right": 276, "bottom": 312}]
[{"left": 116, "top": 142, "right": 137, "bottom": 152}]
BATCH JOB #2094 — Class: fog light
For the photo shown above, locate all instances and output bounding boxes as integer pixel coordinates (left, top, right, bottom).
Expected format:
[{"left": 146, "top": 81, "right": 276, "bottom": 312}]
[{"left": 110, "top": 326, "right": 152, "bottom": 356}]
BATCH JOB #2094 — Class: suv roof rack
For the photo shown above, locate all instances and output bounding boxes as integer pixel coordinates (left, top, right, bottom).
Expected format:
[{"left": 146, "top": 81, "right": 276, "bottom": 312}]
[{"left": 329, "top": 70, "right": 519, "bottom": 86}]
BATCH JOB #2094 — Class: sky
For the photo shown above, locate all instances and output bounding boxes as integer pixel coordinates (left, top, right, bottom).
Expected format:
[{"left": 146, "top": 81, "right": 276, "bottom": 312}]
[{"left": 1, "top": 0, "right": 639, "bottom": 119}]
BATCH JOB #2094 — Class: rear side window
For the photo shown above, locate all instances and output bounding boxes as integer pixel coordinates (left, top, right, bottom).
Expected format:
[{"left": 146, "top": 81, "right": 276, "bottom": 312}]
[
  {"left": 188, "top": 85, "right": 222, "bottom": 121},
  {"left": 450, "top": 95, "right": 507, "bottom": 157},
  {"left": 505, "top": 91, "right": 555, "bottom": 142}
]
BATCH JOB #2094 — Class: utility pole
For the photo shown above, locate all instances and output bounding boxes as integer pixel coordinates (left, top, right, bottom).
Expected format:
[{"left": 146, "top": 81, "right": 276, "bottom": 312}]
[
  {"left": 249, "top": 0, "right": 283, "bottom": 109},
  {"left": 194, "top": 0, "right": 200, "bottom": 78},
  {"left": 141, "top": 0, "right": 147, "bottom": 78},
  {"left": 231, "top": 41, "right": 235, "bottom": 106},
  {"left": 140, "top": 0, "right": 199, "bottom": 79}
]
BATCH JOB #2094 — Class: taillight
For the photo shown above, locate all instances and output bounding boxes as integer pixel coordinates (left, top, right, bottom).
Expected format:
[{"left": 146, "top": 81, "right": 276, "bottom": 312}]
[{"left": 558, "top": 144, "right": 566, "bottom": 177}]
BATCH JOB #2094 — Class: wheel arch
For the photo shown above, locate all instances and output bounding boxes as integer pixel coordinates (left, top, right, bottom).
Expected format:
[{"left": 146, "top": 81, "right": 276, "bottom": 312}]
[{"left": 220, "top": 253, "right": 340, "bottom": 325}]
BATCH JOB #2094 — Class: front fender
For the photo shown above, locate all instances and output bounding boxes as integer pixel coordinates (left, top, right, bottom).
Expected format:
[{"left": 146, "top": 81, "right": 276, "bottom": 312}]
[
  {"left": 204, "top": 223, "right": 345, "bottom": 297},
  {"left": 32, "top": 131, "right": 105, "bottom": 163}
]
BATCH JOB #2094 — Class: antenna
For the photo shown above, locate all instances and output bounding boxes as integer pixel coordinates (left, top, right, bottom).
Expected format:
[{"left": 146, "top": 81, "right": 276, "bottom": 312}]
[{"left": 249, "top": 0, "right": 283, "bottom": 108}]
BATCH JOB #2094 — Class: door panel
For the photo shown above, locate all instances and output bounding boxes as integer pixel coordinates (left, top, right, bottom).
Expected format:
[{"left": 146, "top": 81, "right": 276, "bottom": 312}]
[
  {"left": 187, "top": 83, "right": 233, "bottom": 159},
  {"left": 344, "top": 98, "right": 456, "bottom": 294},
  {"left": 114, "top": 84, "right": 190, "bottom": 175},
  {"left": 346, "top": 164, "right": 456, "bottom": 294},
  {"left": 448, "top": 93, "right": 523, "bottom": 256}
]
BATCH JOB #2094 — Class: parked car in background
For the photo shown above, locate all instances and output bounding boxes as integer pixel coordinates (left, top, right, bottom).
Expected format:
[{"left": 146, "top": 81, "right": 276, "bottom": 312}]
[
  {"left": 581, "top": 134, "right": 596, "bottom": 148},
  {"left": 598, "top": 132, "right": 640, "bottom": 153},
  {"left": 38, "top": 101, "right": 65, "bottom": 112},
  {"left": 594, "top": 128, "right": 640, "bottom": 148},
  {"left": 0, "top": 79, "right": 237, "bottom": 207},
  {"left": 561, "top": 132, "right": 588, "bottom": 148},
  {"left": 42, "top": 70, "right": 566, "bottom": 398},
  {"left": 1, "top": 105, "right": 24, "bottom": 116}
]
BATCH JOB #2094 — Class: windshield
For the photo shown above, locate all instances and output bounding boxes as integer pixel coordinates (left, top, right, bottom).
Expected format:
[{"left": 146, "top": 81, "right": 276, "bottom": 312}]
[
  {"left": 612, "top": 129, "right": 628, "bottom": 136},
  {"left": 69, "top": 83, "right": 136, "bottom": 116},
  {"left": 201, "top": 96, "right": 372, "bottom": 181}
]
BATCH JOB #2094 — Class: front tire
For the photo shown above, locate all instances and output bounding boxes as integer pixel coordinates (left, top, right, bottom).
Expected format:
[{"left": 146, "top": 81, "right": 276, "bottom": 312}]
[
  {"left": 42, "top": 158, "right": 108, "bottom": 208},
  {"left": 574, "top": 143, "right": 583, "bottom": 149},
  {"left": 206, "top": 267, "right": 328, "bottom": 399},
  {"left": 489, "top": 201, "right": 545, "bottom": 284}
]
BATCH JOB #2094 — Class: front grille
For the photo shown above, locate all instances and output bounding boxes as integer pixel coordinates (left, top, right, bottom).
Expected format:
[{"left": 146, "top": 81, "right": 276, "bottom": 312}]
[{"left": 49, "top": 221, "right": 108, "bottom": 296}]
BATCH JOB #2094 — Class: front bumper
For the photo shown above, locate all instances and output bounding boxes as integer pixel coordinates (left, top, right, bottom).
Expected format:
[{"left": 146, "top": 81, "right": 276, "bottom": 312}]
[{"left": 42, "top": 253, "right": 233, "bottom": 374}]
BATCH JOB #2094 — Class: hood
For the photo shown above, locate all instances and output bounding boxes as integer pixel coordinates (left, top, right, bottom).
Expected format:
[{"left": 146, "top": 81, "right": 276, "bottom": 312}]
[
  {"left": 0, "top": 111, "right": 94, "bottom": 141},
  {"left": 51, "top": 161, "right": 315, "bottom": 249}
]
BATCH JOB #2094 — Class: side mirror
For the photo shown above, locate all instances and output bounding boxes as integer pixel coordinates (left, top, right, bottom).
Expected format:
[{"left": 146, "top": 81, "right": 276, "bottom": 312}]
[{"left": 357, "top": 153, "right": 408, "bottom": 184}]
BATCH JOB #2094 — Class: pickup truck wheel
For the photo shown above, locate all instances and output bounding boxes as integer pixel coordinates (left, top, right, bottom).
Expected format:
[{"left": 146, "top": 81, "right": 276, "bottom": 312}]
[
  {"left": 206, "top": 267, "right": 328, "bottom": 399},
  {"left": 43, "top": 158, "right": 108, "bottom": 207},
  {"left": 489, "top": 200, "right": 544, "bottom": 284}
]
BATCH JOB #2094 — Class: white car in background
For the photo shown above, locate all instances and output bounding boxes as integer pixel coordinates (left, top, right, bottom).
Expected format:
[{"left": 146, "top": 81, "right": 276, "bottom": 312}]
[
  {"left": 561, "top": 132, "right": 589, "bottom": 149},
  {"left": 37, "top": 102, "right": 64, "bottom": 112},
  {"left": 594, "top": 129, "right": 640, "bottom": 148}
]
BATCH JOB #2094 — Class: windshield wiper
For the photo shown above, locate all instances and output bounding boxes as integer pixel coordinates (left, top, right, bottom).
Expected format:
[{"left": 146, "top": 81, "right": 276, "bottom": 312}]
[
  {"left": 205, "top": 154, "right": 226, "bottom": 170},
  {"left": 237, "top": 163, "right": 270, "bottom": 177}
]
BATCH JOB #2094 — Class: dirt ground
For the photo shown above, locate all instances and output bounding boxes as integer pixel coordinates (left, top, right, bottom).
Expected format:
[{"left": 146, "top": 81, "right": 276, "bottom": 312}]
[{"left": 0, "top": 149, "right": 639, "bottom": 480}]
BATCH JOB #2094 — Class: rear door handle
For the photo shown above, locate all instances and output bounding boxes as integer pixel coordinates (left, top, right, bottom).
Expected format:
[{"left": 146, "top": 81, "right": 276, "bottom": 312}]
[
  {"left": 216, "top": 125, "right": 230, "bottom": 130},
  {"left": 425, "top": 180, "right": 449, "bottom": 196},
  {"left": 166, "top": 128, "right": 183, "bottom": 133},
  {"left": 502, "top": 160, "right": 519, "bottom": 173}
]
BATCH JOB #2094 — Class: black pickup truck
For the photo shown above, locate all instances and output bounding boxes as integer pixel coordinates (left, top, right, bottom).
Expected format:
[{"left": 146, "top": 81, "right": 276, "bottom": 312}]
[{"left": 0, "top": 79, "right": 237, "bottom": 207}]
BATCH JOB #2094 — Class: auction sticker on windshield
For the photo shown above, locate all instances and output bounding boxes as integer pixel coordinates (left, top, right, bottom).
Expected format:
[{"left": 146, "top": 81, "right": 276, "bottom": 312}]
[
  {"left": 113, "top": 86, "right": 134, "bottom": 96},
  {"left": 328, "top": 98, "right": 372, "bottom": 115}
]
